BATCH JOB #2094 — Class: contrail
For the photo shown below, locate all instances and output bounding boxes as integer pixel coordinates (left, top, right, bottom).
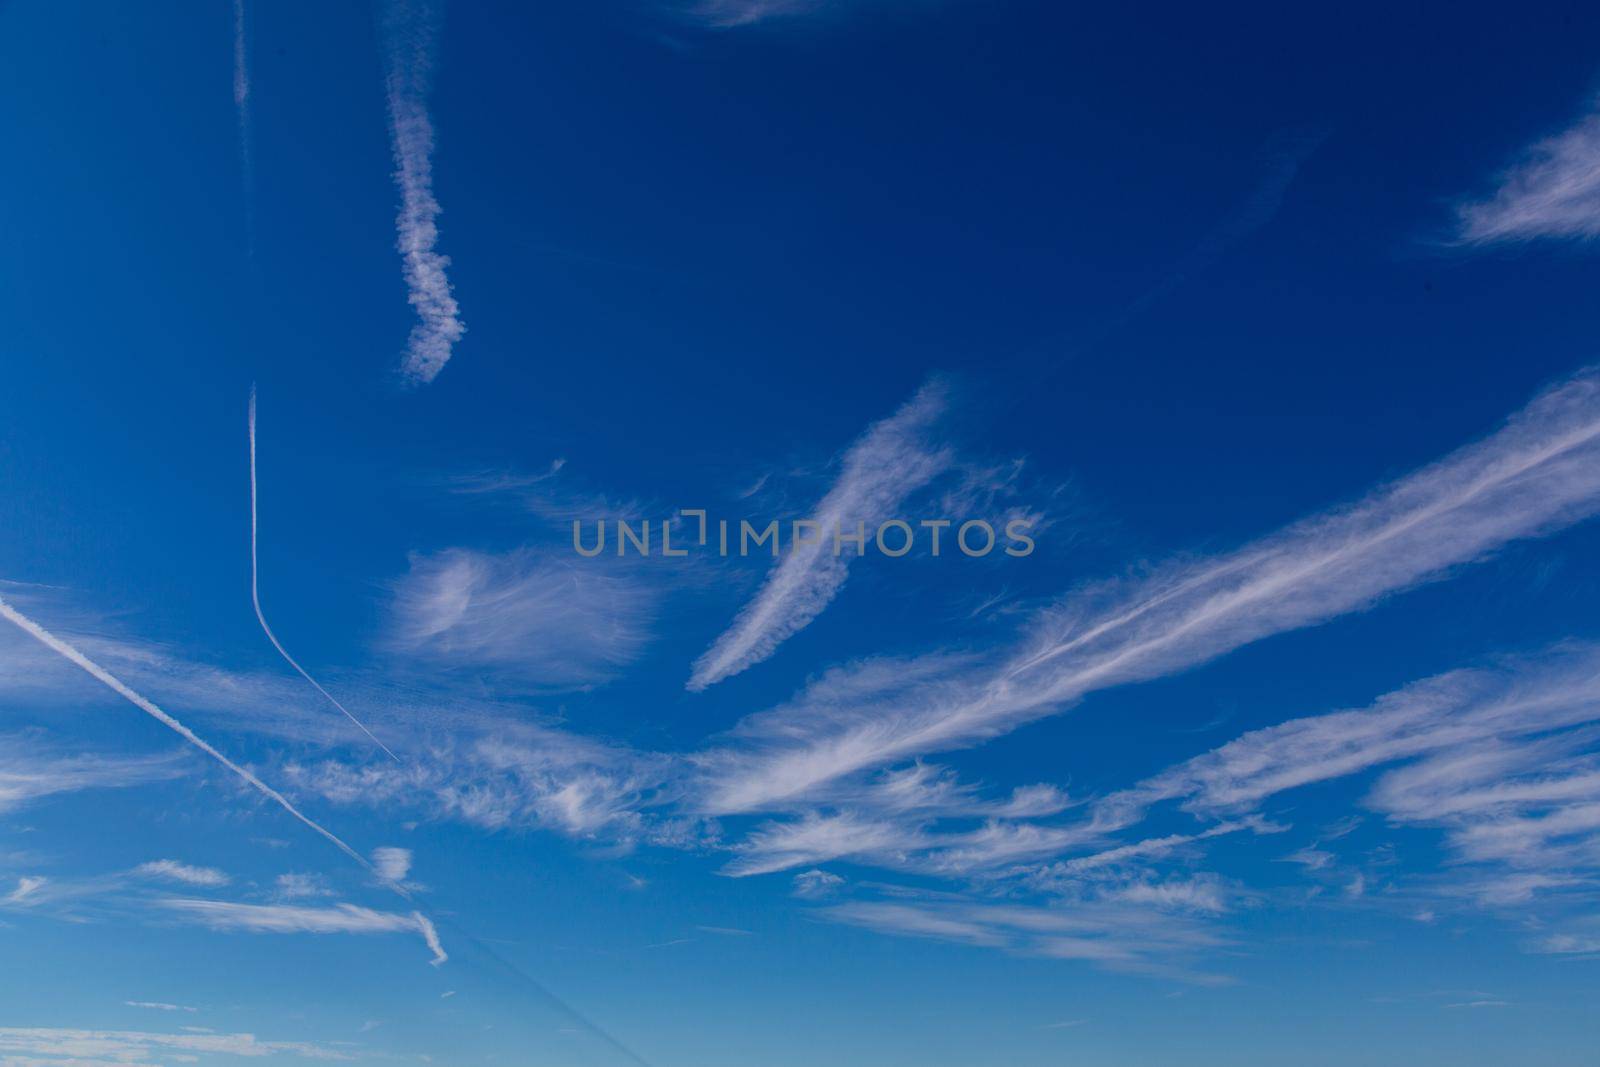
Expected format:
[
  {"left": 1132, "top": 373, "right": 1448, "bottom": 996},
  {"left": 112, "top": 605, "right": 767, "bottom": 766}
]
[
  {"left": 232, "top": 0, "right": 255, "bottom": 254},
  {"left": 0, "top": 592, "right": 372, "bottom": 872},
  {"left": 379, "top": 0, "right": 465, "bottom": 385},
  {"left": 249, "top": 387, "right": 399, "bottom": 761},
  {"left": 0, "top": 593, "right": 654, "bottom": 1058}
]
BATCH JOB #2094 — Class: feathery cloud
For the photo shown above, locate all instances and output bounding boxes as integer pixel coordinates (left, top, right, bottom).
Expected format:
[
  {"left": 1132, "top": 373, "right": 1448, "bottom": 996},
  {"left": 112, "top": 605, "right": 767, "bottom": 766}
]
[
  {"left": 0, "top": 1026, "right": 349, "bottom": 1062},
  {"left": 388, "top": 548, "right": 657, "bottom": 689},
  {"left": 125, "top": 1001, "right": 197, "bottom": 1013},
  {"left": 689, "top": 380, "right": 952, "bottom": 690},
  {"left": 132, "top": 861, "right": 231, "bottom": 889},
  {"left": 157, "top": 898, "right": 447, "bottom": 966},
  {"left": 379, "top": 0, "right": 464, "bottom": 385},
  {"left": 697, "top": 366, "right": 1600, "bottom": 813},
  {"left": 1456, "top": 100, "right": 1600, "bottom": 244},
  {"left": 3, "top": 876, "right": 48, "bottom": 907},
  {"left": 0, "top": 738, "right": 182, "bottom": 815},
  {"left": 372, "top": 846, "right": 412, "bottom": 884}
]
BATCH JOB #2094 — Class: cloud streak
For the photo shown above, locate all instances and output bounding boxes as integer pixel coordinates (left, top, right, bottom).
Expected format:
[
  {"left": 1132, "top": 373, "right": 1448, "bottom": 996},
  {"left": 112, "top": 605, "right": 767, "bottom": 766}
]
[
  {"left": 698, "top": 366, "right": 1600, "bottom": 812},
  {"left": 232, "top": 0, "right": 253, "bottom": 251},
  {"left": 158, "top": 898, "right": 447, "bottom": 966},
  {"left": 379, "top": 0, "right": 464, "bottom": 385},
  {"left": 0, "top": 739, "right": 182, "bottom": 815},
  {"left": 1456, "top": 99, "right": 1600, "bottom": 244},
  {"left": 689, "top": 380, "right": 952, "bottom": 690},
  {"left": 388, "top": 547, "right": 657, "bottom": 689},
  {"left": 0, "top": 1025, "right": 351, "bottom": 1062}
]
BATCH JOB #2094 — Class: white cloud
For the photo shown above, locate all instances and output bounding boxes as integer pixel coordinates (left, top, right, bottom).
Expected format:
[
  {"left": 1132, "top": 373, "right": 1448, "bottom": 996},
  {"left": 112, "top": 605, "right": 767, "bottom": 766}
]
[
  {"left": 0, "top": 1026, "right": 349, "bottom": 1062},
  {"left": 274, "top": 873, "right": 334, "bottom": 900},
  {"left": 695, "top": 367, "right": 1600, "bottom": 813},
  {"left": 286, "top": 721, "right": 679, "bottom": 843},
  {"left": 124, "top": 1001, "right": 197, "bottom": 1013},
  {"left": 1456, "top": 100, "right": 1600, "bottom": 244},
  {"left": 0, "top": 738, "right": 183, "bottom": 815},
  {"left": 821, "top": 895, "right": 1231, "bottom": 984},
  {"left": 379, "top": 0, "right": 464, "bottom": 384},
  {"left": 688, "top": 380, "right": 952, "bottom": 690},
  {"left": 791, "top": 869, "right": 844, "bottom": 899},
  {"left": 388, "top": 548, "right": 657, "bottom": 689},
  {"left": 132, "top": 861, "right": 231, "bottom": 889},
  {"left": 157, "top": 899, "right": 446, "bottom": 966},
  {"left": 372, "top": 847, "right": 412, "bottom": 884},
  {"left": 681, "top": 0, "right": 829, "bottom": 28},
  {"left": 3, "top": 876, "right": 47, "bottom": 907}
]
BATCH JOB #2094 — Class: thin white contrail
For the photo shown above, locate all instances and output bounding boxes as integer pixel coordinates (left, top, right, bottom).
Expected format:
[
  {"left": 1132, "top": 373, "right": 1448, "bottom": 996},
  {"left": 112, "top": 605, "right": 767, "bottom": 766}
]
[
  {"left": 249, "top": 388, "right": 400, "bottom": 761},
  {"left": 0, "top": 593, "right": 371, "bottom": 871}
]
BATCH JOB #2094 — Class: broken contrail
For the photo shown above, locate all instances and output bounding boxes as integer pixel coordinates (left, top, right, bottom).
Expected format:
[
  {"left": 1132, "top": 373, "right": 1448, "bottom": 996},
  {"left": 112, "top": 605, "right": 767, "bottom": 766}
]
[{"left": 249, "top": 387, "right": 399, "bottom": 761}]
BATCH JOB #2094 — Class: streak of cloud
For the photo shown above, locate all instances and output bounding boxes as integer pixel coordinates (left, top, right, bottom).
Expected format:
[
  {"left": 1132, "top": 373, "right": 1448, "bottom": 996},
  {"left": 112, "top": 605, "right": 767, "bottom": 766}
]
[
  {"left": 232, "top": 0, "right": 254, "bottom": 251},
  {"left": 688, "top": 379, "right": 952, "bottom": 690},
  {"left": 1456, "top": 99, "right": 1600, "bottom": 244},
  {"left": 698, "top": 366, "right": 1600, "bottom": 812},
  {"left": 157, "top": 898, "right": 446, "bottom": 966},
  {"left": 379, "top": 0, "right": 465, "bottom": 385}
]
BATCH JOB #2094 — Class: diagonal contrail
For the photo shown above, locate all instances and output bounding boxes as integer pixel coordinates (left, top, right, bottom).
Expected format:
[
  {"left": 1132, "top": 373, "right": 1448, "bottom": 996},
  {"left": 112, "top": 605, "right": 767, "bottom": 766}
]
[
  {"left": 0, "top": 591, "right": 655, "bottom": 1061},
  {"left": 0, "top": 593, "right": 372, "bottom": 870},
  {"left": 249, "top": 387, "right": 399, "bottom": 761}
]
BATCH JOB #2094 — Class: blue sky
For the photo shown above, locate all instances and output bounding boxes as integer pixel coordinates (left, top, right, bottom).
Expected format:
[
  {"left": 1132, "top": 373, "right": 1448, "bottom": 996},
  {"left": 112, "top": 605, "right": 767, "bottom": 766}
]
[{"left": 3, "top": 0, "right": 1600, "bottom": 1063}]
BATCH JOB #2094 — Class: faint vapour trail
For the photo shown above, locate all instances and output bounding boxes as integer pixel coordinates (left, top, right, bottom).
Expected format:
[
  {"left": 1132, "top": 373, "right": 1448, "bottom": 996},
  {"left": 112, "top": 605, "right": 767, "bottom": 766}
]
[
  {"left": 233, "top": 0, "right": 255, "bottom": 253},
  {"left": 250, "top": 387, "right": 400, "bottom": 761}
]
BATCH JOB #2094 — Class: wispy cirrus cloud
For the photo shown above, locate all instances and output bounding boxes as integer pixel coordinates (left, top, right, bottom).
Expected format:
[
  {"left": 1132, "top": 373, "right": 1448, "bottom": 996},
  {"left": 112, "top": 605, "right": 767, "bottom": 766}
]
[
  {"left": 688, "top": 379, "right": 953, "bottom": 690},
  {"left": 387, "top": 547, "right": 658, "bottom": 689},
  {"left": 0, "top": 738, "right": 183, "bottom": 815},
  {"left": 821, "top": 893, "right": 1232, "bottom": 984},
  {"left": 132, "top": 861, "right": 231, "bottom": 889},
  {"left": 371, "top": 847, "right": 412, "bottom": 885},
  {"left": 679, "top": 0, "right": 831, "bottom": 28},
  {"left": 0, "top": 1026, "right": 350, "bottom": 1063},
  {"left": 1029, "top": 645, "right": 1600, "bottom": 916},
  {"left": 285, "top": 721, "right": 686, "bottom": 844},
  {"left": 696, "top": 366, "right": 1600, "bottom": 813},
  {"left": 157, "top": 898, "right": 447, "bottom": 966},
  {"left": 3, "top": 876, "right": 48, "bottom": 907},
  {"left": 1456, "top": 99, "right": 1600, "bottom": 244},
  {"left": 0, "top": 593, "right": 375, "bottom": 875},
  {"left": 124, "top": 1000, "right": 197, "bottom": 1013},
  {"left": 379, "top": 0, "right": 464, "bottom": 385}
]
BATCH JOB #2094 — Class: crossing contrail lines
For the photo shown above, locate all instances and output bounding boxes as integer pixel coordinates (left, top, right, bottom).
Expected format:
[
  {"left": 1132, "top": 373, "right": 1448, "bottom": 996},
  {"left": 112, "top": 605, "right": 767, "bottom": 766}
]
[
  {"left": 0, "top": 592, "right": 372, "bottom": 869},
  {"left": 249, "top": 387, "right": 399, "bottom": 761}
]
